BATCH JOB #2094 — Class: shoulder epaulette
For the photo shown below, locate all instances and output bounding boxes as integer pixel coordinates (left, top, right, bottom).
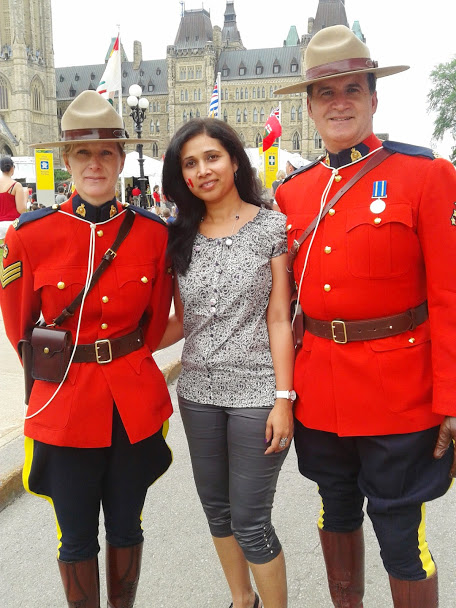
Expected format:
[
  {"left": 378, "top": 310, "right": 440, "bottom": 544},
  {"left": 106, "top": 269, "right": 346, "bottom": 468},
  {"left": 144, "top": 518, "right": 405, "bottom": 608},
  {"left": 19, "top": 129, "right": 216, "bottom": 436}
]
[
  {"left": 14, "top": 205, "right": 59, "bottom": 230},
  {"left": 127, "top": 204, "right": 167, "bottom": 227},
  {"left": 383, "top": 140, "right": 437, "bottom": 160},
  {"left": 281, "top": 155, "right": 325, "bottom": 185}
]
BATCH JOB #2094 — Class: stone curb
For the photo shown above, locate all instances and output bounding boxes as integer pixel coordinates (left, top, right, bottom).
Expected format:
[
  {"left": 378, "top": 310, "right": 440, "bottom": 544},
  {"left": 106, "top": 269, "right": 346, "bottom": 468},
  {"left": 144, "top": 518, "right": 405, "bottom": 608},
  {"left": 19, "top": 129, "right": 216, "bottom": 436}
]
[{"left": 0, "top": 358, "right": 182, "bottom": 513}]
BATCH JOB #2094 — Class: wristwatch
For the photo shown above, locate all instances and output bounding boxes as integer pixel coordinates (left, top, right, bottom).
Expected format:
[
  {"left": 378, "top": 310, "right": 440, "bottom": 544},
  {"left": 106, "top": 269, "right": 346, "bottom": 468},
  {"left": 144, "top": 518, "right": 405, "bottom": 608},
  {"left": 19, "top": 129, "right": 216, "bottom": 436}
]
[{"left": 275, "top": 390, "right": 297, "bottom": 401}]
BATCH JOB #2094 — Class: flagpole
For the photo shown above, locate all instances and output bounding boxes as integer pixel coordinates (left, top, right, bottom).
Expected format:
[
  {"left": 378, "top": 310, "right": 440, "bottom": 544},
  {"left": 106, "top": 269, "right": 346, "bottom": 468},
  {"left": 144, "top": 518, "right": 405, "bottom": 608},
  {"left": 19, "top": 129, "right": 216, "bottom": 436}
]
[
  {"left": 217, "top": 71, "right": 221, "bottom": 119},
  {"left": 278, "top": 101, "right": 282, "bottom": 170},
  {"left": 116, "top": 25, "right": 126, "bottom": 205}
]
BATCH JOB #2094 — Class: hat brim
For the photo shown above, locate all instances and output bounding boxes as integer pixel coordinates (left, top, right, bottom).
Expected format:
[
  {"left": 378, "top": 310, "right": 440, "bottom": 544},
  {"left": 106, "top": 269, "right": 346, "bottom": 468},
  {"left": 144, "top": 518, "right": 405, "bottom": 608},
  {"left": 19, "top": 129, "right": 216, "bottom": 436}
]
[
  {"left": 29, "top": 137, "right": 155, "bottom": 149},
  {"left": 274, "top": 65, "right": 409, "bottom": 95}
]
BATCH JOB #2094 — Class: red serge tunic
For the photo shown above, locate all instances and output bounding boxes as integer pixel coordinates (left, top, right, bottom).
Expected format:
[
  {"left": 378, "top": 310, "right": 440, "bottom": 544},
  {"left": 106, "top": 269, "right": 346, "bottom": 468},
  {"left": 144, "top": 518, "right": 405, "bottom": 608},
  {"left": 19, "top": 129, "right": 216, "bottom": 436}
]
[
  {"left": 276, "top": 134, "right": 456, "bottom": 437},
  {"left": 0, "top": 194, "right": 173, "bottom": 447}
]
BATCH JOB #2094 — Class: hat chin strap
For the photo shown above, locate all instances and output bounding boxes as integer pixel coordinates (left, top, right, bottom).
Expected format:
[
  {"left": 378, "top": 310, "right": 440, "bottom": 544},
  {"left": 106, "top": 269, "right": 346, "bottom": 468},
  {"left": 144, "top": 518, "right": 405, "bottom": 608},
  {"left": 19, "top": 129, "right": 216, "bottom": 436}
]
[
  {"left": 61, "top": 128, "right": 128, "bottom": 141},
  {"left": 306, "top": 57, "right": 378, "bottom": 81}
]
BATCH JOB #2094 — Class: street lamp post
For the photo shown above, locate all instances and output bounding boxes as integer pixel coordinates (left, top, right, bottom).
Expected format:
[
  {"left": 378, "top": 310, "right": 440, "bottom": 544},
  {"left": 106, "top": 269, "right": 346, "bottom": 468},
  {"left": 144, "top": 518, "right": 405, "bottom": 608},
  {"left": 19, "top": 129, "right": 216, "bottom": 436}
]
[{"left": 127, "top": 84, "right": 149, "bottom": 208}]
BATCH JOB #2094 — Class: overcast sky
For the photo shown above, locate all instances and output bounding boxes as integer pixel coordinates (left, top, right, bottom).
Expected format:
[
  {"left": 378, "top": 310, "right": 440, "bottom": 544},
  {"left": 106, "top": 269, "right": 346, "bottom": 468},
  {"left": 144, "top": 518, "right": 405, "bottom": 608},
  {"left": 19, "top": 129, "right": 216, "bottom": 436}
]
[{"left": 51, "top": 0, "right": 455, "bottom": 158}]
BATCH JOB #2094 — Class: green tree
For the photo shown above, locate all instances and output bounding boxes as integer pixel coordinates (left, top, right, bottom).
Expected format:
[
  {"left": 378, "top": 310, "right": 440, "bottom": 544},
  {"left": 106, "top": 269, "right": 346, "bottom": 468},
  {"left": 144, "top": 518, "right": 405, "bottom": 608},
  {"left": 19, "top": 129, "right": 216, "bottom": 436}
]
[
  {"left": 54, "top": 168, "right": 71, "bottom": 183},
  {"left": 427, "top": 57, "right": 456, "bottom": 165}
]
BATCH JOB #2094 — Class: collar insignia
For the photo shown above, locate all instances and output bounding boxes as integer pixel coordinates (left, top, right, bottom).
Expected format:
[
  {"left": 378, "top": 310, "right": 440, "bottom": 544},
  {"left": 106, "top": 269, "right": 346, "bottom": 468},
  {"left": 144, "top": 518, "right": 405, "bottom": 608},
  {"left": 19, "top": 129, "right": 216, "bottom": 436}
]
[
  {"left": 76, "top": 203, "right": 86, "bottom": 218},
  {"left": 451, "top": 203, "right": 456, "bottom": 227},
  {"left": 2, "top": 243, "right": 8, "bottom": 259},
  {"left": 110, "top": 205, "right": 118, "bottom": 218},
  {"left": 351, "top": 147, "right": 363, "bottom": 162}
]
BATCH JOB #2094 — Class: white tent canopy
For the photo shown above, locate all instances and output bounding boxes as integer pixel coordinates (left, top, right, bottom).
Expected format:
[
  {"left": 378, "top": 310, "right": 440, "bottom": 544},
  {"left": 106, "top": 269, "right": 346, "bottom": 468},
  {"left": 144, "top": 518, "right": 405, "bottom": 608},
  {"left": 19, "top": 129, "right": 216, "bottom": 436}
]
[
  {"left": 245, "top": 148, "right": 311, "bottom": 174},
  {"left": 121, "top": 151, "right": 163, "bottom": 185}
]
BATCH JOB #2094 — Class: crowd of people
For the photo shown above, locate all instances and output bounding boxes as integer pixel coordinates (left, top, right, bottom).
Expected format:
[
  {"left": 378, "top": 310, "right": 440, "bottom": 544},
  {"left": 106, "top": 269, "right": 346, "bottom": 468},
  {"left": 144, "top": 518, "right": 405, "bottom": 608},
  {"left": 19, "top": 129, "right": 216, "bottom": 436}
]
[{"left": 1, "top": 24, "right": 455, "bottom": 608}]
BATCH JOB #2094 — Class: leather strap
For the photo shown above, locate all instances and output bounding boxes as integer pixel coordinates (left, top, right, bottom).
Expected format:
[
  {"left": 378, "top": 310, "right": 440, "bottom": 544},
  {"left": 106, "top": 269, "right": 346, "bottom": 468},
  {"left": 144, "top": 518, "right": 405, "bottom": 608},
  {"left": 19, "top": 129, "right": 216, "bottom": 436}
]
[
  {"left": 53, "top": 209, "right": 135, "bottom": 326},
  {"left": 305, "top": 302, "right": 428, "bottom": 343},
  {"left": 287, "top": 147, "right": 394, "bottom": 276},
  {"left": 72, "top": 328, "right": 144, "bottom": 364}
]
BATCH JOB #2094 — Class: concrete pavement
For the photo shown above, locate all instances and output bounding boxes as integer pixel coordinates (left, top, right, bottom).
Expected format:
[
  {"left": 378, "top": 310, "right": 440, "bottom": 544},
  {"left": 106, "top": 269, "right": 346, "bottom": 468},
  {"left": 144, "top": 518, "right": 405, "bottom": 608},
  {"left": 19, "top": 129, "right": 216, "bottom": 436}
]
[{"left": 0, "top": 309, "right": 183, "bottom": 510}]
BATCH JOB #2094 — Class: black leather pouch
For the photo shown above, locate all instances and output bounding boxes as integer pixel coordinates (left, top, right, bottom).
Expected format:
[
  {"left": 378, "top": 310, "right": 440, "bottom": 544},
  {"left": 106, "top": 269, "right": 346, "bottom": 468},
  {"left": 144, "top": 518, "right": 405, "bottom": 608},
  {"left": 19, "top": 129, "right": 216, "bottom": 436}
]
[{"left": 31, "top": 326, "right": 73, "bottom": 383}]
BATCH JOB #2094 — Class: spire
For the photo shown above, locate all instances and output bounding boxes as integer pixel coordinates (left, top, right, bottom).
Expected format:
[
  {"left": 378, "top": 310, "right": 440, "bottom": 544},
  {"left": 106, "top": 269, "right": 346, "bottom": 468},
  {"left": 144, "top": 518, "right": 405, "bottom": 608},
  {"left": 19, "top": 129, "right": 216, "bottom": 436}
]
[
  {"left": 310, "top": 0, "right": 349, "bottom": 36},
  {"left": 221, "top": 1, "right": 244, "bottom": 50}
]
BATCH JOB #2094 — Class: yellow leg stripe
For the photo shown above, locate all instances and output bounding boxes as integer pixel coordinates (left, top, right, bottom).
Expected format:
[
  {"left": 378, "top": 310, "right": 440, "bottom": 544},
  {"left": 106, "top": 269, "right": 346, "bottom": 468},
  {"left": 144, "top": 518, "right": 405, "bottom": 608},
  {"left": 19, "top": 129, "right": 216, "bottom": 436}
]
[
  {"left": 317, "top": 485, "right": 325, "bottom": 530},
  {"left": 23, "top": 436, "right": 64, "bottom": 559},
  {"left": 417, "top": 503, "right": 436, "bottom": 578}
]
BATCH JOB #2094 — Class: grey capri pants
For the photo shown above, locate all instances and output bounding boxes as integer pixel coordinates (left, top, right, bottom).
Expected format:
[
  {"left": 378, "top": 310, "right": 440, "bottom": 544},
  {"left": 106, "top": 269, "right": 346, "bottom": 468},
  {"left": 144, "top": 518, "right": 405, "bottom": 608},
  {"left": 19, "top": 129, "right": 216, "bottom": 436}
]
[{"left": 178, "top": 397, "right": 289, "bottom": 565}]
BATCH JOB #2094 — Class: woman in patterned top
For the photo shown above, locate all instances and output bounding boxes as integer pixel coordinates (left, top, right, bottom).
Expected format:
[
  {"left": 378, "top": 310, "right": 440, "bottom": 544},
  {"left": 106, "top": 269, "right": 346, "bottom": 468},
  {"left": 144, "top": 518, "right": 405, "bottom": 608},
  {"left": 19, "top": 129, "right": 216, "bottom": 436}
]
[{"left": 160, "top": 118, "right": 294, "bottom": 608}]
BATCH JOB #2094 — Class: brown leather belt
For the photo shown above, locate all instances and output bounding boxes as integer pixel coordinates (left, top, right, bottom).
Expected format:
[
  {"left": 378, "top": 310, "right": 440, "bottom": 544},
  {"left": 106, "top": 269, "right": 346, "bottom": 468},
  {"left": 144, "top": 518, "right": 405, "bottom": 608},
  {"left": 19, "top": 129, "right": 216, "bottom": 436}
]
[
  {"left": 304, "top": 302, "right": 428, "bottom": 344},
  {"left": 72, "top": 328, "right": 144, "bottom": 364}
]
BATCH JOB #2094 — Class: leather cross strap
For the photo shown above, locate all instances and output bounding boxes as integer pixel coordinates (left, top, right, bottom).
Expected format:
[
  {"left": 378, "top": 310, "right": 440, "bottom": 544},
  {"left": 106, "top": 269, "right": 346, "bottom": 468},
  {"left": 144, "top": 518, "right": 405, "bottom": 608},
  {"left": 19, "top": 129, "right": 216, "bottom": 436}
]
[
  {"left": 287, "top": 147, "right": 394, "bottom": 275},
  {"left": 72, "top": 327, "right": 144, "bottom": 364},
  {"left": 305, "top": 301, "right": 428, "bottom": 344},
  {"left": 53, "top": 209, "right": 135, "bottom": 326}
]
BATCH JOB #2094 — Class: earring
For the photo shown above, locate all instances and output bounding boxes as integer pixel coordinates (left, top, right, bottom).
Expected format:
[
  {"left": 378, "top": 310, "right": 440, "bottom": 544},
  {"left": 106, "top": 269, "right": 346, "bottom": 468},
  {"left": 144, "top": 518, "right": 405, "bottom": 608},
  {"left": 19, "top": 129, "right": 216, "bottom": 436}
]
[{"left": 234, "top": 171, "right": 238, "bottom": 181}]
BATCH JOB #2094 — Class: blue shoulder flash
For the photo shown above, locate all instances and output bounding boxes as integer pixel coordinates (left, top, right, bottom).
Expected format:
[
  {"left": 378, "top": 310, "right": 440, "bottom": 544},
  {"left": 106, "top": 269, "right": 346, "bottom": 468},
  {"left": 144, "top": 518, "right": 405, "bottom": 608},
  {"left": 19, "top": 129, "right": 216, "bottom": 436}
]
[
  {"left": 127, "top": 204, "right": 167, "bottom": 227},
  {"left": 14, "top": 205, "right": 59, "bottom": 230},
  {"left": 383, "top": 140, "right": 437, "bottom": 160}
]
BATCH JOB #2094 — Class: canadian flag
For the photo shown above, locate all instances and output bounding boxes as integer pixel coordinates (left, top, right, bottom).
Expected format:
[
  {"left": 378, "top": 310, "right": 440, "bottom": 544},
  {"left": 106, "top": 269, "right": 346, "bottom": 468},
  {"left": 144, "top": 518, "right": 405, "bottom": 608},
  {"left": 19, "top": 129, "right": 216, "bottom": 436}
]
[{"left": 97, "top": 35, "right": 121, "bottom": 104}]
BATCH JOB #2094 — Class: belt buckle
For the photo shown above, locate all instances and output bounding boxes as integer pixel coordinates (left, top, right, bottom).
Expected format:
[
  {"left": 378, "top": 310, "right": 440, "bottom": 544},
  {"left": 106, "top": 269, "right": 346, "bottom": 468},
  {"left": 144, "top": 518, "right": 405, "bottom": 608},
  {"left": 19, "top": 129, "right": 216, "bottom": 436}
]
[
  {"left": 331, "top": 320, "right": 347, "bottom": 344},
  {"left": 95, "top": 339, "right": 113, "bottom": 364}
]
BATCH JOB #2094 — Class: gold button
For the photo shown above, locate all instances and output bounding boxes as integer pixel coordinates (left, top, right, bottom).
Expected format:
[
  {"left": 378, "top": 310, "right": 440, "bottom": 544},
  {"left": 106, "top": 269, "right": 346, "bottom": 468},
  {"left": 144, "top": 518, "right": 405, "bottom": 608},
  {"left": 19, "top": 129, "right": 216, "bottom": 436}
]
[
  {"left": 57, "top": 281, "right": 65, "bottom": 289},
  {"left": 141, "top": 276, "right": 148, "bottom": 284},
  {"left": 328, "top": 209, "right": 336, "bottom": 216},
  {"left": 334, "top": 175, "right": 342, "bottom": 182},
  {"left": 286, "top": 224, "right": 292, "bottom": 231},
  {"left": 324, "top": 246, "right": 332, "bottom": 254},
  {"left": 101, "top": 323, "right": 108, "bottom": 330},
  {"left": 409, "top": 338, "right": 416, "bottom": 344},
  {"left": 43, "top": 347, "right": 49, "bottom": 354},
  {"left": 97, "top": 230, "right": 104, "bottom": 237},
  {"left": 102, "top": 296, "right": 109, "bottom": 303},
  {"left": 324, "top": 284, "right": 332, "bottom": 292},
  {"left": 374, "top": 217, "right": 382, "bottom": 225}
]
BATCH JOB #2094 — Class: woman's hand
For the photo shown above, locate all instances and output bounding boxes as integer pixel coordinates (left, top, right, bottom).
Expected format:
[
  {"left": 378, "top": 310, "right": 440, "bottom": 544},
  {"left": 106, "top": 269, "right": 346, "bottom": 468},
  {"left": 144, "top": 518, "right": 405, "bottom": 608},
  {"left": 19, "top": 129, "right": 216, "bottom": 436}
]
[{"left": 264, "top": 399, "right": 294, "bottom": 454}]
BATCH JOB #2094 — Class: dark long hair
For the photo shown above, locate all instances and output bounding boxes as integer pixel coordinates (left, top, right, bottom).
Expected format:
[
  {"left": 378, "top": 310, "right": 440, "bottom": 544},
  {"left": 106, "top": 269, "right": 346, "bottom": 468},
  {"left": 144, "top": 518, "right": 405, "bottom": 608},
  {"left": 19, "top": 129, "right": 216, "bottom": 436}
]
[{"left": 162, "top": 118, "right": 266, "bottom": 274}]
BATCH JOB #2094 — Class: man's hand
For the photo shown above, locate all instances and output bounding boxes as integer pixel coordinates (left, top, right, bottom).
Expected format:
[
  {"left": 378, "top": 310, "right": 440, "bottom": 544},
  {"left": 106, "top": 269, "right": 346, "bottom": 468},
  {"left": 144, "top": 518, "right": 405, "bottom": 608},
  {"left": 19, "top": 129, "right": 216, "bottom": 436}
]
[{"left": 434, "top": 416, "right": 456, "bottom": 477}]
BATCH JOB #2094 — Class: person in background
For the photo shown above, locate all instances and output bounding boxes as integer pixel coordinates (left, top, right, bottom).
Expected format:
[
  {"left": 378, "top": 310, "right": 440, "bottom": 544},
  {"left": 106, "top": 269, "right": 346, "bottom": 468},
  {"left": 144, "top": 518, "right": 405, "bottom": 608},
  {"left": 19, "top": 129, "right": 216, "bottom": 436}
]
[
  {"left": 55, "top": 185, "right": 67, "bottom": 204},
  {"left": 275, "top": 24, "right": 456, "bottom": 608},
  {"left": 160, "top": 117, "right": 294, "bottom": 608},
  {"left": 152, "top": 185, "right": 161, "bottom": 209},
  {"left": 0, "top": 156, "right": 27, "bottom": 241},
  {"left": 271, "top": 170, "right": 286, "bottom": 197},
  {"left": 0, "top": 90, "right": 173, "bottom": 608},
  {"left": 161, "top": 207, "right": 175, "bottom": 225},
  {"left": 285, "top": 154, "right": 307, "bottom": 175}
]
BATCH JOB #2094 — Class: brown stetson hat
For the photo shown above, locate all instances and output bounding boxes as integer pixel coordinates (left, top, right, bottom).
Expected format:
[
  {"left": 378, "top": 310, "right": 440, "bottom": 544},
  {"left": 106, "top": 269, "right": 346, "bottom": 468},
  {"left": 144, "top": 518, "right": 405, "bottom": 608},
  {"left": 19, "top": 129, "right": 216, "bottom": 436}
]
[
  {"left": 275, "top": 25, "right": 409, "bottom": 95},
  {"left": 30, "top": 90, "right": 153, "bottom": 148}
]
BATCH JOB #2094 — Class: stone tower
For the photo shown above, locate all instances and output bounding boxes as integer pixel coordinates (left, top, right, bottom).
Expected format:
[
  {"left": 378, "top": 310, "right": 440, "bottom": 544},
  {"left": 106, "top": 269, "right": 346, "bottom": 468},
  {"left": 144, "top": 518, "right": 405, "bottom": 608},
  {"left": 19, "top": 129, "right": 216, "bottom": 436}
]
[{"left": 0, "top": 0, "right": 58, "bottom": 156}]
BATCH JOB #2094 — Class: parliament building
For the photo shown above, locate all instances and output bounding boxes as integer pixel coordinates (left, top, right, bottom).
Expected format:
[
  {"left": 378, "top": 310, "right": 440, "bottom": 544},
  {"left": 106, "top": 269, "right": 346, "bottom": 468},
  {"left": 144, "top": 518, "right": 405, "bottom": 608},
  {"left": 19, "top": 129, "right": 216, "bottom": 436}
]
[{"left": 0, "top": 0, "right": 364, "bottom": 162}]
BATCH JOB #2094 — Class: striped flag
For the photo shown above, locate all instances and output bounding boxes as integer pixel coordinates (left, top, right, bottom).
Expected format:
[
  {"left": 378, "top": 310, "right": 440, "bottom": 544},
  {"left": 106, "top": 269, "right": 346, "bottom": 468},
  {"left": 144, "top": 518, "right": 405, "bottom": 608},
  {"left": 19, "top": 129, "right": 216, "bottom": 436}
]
[
  {"left": 97, "top": 35, "right": 121, "bottom": 105},
  {"left": 208, "top": 81, "right": 219, "bottom": 118}
]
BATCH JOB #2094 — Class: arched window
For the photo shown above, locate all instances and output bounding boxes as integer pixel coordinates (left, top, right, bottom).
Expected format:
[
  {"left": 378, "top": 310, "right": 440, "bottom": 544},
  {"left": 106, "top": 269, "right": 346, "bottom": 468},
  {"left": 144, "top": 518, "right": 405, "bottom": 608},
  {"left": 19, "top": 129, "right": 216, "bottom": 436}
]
[
  {"left": 236, "top": 88, "right": 240, "bottom": 100},
  {"left": 240, "top": 88, "right": 244, "bottom": 100},
  {"left": 156, "top": 120, "right": 160, "bottom": 134},
  {"left": 183, "top": 110, "right": 187, "bottom": 122},
  {"left": 255, "top": 132, "right": 262, "bottom": 148},
  {"left": 243, "top": 108, "right": 248, "bottom": 122},
  {"left": 236, "top": 109, "right": 241, "bottom": 123},
  {"left": 253, "top": 108, "right": 258, "bottom": 123},
  {"left": 292, "top": 132, "right": 301, "bottom": 151},
  {"left": 245, "top": 88, "right": 248, "bottom": 100},
  {"left": 261, "top": 87, "right": 266, "bottom": 98},
  {"left": 152, "top": 143, "right": 159, "bottom": 157},
  {"left": 252, "top": 88, "right": 256, "bottom": 99},
  {"left": 298, "top": 105, "right": 303, "bottom": 120},
  {"left": 260, "top": 107, "right": 265, "bottom": 123},
  {"left": 291, "top": 106, "right": 296, "bottom": 121},
  {"left": 314, "top": 131, "right": 323, "bottom": 149},
  {"left": 0, "top": 75, "right": 9, "bottom": 110},
  {"left": 270, "top": 86, "right": 274, "bottom": 97},
  {"left": 150, "top": 120, "right": 154, "bottom": 133},
  {"left": 31, "top": 78, "right": 44, "bottom": 112},
  {"left": 185, "top": 89, "right": 188, "bottom": 101},
  {"left": 223, "top": 109, "right": 228, "bottom": 122}
]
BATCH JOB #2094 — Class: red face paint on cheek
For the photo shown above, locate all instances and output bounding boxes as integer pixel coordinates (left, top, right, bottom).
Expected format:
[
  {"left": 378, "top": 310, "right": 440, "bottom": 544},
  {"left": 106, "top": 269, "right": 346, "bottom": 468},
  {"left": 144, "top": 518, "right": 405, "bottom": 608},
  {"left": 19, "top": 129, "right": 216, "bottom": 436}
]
[{"left": 186, "top": 178, "right": 194, "bottom": 188}]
